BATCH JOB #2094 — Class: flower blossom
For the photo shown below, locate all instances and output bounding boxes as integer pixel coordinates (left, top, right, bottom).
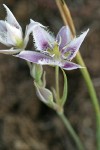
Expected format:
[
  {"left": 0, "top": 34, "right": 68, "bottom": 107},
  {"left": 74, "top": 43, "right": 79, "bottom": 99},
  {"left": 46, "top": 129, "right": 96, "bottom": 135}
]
[
  {"left": 16, "top": 20, "right": 89, "bottom": 70},
  {"left": 0, "top": 4, "right": 32, "bottom": 55}
]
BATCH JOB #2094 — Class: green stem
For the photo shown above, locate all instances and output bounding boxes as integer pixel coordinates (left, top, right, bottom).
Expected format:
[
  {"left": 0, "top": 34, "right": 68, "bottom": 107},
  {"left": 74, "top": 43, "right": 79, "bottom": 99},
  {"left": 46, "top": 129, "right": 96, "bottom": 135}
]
[
  {"left": 57, "top": 112, "right": 85, "bottom": 150},
  {"left": 55, "top": 66, "right": 60, "bottom": 103},
  {"left": 76, "top": 52, "right": 100, "bottom": 150}
]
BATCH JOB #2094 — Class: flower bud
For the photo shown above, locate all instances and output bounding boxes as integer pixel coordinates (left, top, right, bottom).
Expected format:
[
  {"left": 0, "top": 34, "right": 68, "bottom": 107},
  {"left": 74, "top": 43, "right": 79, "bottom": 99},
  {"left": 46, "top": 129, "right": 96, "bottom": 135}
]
[
  {"left": 34, "top": 82, "right": 55, "bottom": 108},
  {"left": 31, "top": 64, "right": 43, "bottom": 84}
]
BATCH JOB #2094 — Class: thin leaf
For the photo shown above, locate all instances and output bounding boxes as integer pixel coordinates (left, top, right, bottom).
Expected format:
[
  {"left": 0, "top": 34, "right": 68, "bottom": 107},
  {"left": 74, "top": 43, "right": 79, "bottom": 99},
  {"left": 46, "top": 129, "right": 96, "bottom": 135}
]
[{"left": 60, "top": 68, "right": 68, "bottom": 106}]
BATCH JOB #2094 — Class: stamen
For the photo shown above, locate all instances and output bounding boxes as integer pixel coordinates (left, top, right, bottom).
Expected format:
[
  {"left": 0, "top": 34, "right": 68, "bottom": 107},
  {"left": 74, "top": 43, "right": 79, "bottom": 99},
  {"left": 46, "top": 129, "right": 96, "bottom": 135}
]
[{"left": 57, "top": 35, "right": 62, "bottom": 46}]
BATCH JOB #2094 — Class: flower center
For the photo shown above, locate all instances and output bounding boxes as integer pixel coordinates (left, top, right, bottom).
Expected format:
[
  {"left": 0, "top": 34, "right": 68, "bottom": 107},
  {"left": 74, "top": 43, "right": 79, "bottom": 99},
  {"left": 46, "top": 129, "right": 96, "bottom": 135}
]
[
  {"left": 47, "top": 43, "right": 61, "bottom": 60},
  {"left": 16, "top": 38, "right": 24, "bottom": 48}
]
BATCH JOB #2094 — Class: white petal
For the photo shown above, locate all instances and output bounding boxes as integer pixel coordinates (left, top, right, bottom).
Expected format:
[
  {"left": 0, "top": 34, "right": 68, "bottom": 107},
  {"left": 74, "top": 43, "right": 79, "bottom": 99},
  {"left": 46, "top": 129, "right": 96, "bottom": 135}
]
[
  {"left": 0, "top": 21, "right": 7, "bottom": 32},
  {"left": 24, "top": 19, "right": 46, "bottom": 41},
  {"left": 5, "top": 22, "right": 23, "bottom": 46},
  {"left": 3, "top": 4, "right": 21, "bottom": 30},
  {"left": 0, "top": 21, "right": 9, "bottom": 46},
  {"left": 30, "top": 19, "right": 55, "bottom": 51},
  {"left": 24, "top": 22, "right": 37, "bottom": 48},
  {"left": 30, "top": 19, "right": 46, "bottom": 28}
]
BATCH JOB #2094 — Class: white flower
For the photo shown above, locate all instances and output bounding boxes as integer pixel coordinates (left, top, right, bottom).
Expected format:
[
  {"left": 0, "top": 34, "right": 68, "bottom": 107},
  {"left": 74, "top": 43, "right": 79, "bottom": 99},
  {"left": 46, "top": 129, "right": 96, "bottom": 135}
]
[{"left": 0, "top": 4, "right": 33, "bottom": 54}]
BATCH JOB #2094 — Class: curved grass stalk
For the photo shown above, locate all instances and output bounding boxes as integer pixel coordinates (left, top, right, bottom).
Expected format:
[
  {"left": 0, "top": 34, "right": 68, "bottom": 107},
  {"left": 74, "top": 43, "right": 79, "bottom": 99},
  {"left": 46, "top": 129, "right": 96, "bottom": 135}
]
[{"left": 55, "top": 0, "right": 100, "bottom": 149}]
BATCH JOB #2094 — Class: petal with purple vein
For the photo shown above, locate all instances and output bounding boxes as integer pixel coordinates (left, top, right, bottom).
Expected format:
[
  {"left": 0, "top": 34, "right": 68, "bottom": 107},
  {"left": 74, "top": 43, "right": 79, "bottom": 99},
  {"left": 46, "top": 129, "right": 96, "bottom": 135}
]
[
  {"left": 61, "top": 61, "right": 83, "bottom": 70},
  {"left": 31, "top": 19, "right": 55, "bottom": 51},
  {"left": 16, "top": 51, "right": 59, "bottom": 66},
  {"left": 62, "top": 29, "right": 89, "bottom": 60},
  {"left": 56, "top": 26, "right": 72, "bottom": 51}
]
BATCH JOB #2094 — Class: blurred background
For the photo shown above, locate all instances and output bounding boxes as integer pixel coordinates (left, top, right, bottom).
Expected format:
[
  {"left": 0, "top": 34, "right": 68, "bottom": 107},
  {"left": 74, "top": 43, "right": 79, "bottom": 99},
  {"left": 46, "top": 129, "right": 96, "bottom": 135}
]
[{"left": 0, "top": 0, "right": 100, "bottom": 150}]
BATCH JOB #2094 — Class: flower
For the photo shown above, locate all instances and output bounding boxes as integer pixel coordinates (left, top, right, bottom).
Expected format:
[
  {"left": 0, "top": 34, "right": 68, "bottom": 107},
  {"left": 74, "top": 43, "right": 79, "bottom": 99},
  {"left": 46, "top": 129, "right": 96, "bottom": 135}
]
[
  {"left": 16, "top": 20, "right": 89, "bottom": 70},
  {"left": 0, "top": 4, "right": 33, "bottom": 55}
]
